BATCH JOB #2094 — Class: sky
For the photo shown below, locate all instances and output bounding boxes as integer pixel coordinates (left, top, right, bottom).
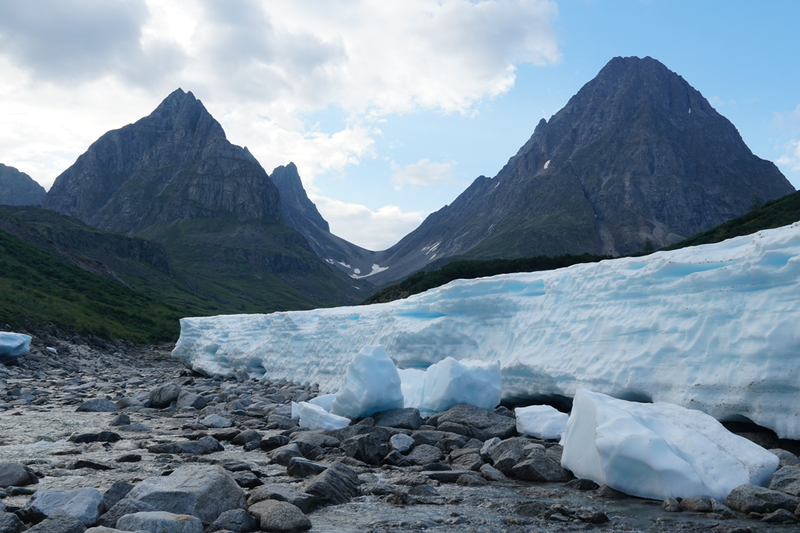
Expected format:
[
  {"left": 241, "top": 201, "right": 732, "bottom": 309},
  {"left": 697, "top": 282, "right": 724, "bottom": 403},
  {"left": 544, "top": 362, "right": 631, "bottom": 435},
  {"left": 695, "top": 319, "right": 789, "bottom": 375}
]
[{"left": 1, "top": 0, "right": 799, "bottom": 251}]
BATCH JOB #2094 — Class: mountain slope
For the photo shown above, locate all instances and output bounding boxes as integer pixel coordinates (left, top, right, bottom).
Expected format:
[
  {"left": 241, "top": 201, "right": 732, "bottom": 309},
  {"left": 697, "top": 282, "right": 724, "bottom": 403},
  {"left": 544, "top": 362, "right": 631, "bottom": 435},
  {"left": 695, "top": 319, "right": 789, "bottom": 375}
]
[
  {"left": 43, "top": 89, "right": 370, "bottom": 310},
  {"left": 366, "top": 56, "right": 794, "bottom": 284},
  {"left": 0, "top": 164, "right": 46, "bottom": 206}
]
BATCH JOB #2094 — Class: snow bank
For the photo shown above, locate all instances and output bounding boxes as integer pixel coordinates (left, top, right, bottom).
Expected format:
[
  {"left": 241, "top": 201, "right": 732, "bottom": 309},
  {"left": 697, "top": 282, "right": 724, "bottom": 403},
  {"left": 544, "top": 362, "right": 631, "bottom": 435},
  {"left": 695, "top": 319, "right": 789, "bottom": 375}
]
[
  {"left": 0, "top": 332, "right": 31, "bottom": 364},
  {"left": 173, "top": 223, "right": 800, "bottom": 438},
  {"left": 515, "top": 405, "right": 568, "bottom": 440},
  {"left": 561, "top": 390, "right": 779, "bottom": 501}
]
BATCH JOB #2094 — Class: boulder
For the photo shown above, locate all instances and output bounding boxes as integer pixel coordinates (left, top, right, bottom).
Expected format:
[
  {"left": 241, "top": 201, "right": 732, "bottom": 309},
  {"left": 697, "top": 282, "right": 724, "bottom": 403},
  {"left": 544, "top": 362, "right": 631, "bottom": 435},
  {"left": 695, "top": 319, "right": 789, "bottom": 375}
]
[
  {"left": 286, "top": 458, "right": 327, "bottom": 478},
  {"left": 403, "top": 444, "right": 443, "bottom": 466},
  {"left": 340, "top": 433, "right": 389, "bottom": 465},
  {"left": 247, "top": 485, "right": 318, "bottom": 515},
  {"left": 97, "top": 498, "right": 154, "bottom": 528},
  {"left": 116, "top": 511, "right": 203, "bottom": 533},
  {"left": 0, "top": 463, "right": 38, "bottom": 487},
  {"left": 372, "top": 408, "right": 422, "bottom": 430},
  {"left": 390, "top": 433, "right": 414, "bottom": 453},
  {"left": 231, "top": 430, "right": 262, "bottom": 446},
  {"left": 101, "top": 482, "right": 133, "bottom": 512},
  {"left": 429, "top": 403, "right": 515, "bottom": 440},
  {"left": 146, "top": 436, "right": 223, "bottom": 455},
  {"left": 725, "top": 484, "right": 800, "bottom": 514},
  {"left": 0, "top": 512, "right": 24, "bottom": 533},
  {"left": 149, "top": 383, "right": 181, "bottom": 408},
  {"left": 248, "top": 500, "right": 311, "bottom": 532},
  {"left": 76, "top": 399, "right": 118, "bottom": 413},
  {"left": 125, "top": 465, "right": 246, "bottom": 524},
  {"left": 511, "top": 449, "right": 570, "bottom": 482},
  {"left": 26, "top": 510, "right": 86, "bottom": 533},
  {"left": 769, "top": 465, "right": 800, "bottom": 497},
  {"left": 303, "top": 462, "right": 360, "bottom": 506},
  {"left": 24, "top": 488, "right": 104, "bottom": 526},
  {"left": 206, "top": 509, "right": 259, "bottom": 533},
  {"left": 176, "top": 391, "right": 207, "bottom": 411}
]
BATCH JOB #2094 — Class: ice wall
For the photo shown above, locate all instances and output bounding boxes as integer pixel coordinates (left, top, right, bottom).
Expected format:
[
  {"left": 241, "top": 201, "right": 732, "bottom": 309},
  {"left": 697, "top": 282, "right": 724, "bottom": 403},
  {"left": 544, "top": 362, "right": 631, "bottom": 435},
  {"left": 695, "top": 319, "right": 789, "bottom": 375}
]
[{"left": 173, "top": 223, "right": 800, "bottom": 439}]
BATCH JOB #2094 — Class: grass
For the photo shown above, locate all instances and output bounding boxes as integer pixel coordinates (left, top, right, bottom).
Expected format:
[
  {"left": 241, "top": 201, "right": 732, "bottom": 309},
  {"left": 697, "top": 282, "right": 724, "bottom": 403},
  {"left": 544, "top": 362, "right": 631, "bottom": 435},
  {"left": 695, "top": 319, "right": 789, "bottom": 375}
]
[{"left": 0, "top": 228, "right": 185, "bottom": 343}]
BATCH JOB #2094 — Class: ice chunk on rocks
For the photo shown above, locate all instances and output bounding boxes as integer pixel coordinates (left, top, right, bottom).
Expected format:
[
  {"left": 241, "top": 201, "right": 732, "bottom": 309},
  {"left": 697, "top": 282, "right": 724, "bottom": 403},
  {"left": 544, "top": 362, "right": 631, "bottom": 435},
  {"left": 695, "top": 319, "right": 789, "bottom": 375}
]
[
  {"left": 0, "top": 332, "right": 31, "bottom": 364},
  {"left": 515, "top": 405, "right": 568, "bottom": 440},
  {"left": 330, "top": 345, "right": 404, "bottom": 419},
  {"left": 421, "top": 357, "right": 500, "bottom": 412},
  {"left": 561, "top": 389, "right": 779, "bottom": 501},
  {"left": 308, "top": 393, "right": 336, "bottom": 412},
  {"left": 297, "top": 401, "right": 350, "bottom": 431},
  {"left": 398, "top": 368, "right": 426, "bottom": 410}
]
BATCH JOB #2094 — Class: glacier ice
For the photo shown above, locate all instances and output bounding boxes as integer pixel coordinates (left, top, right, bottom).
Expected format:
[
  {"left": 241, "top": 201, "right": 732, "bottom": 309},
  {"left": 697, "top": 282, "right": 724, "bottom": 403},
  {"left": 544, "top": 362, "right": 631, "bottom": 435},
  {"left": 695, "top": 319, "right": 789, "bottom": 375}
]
[
  {"left": 420, "top": 357, "right": 500, "bottom": 412},
  {"left": 308, "top": 393, "right": 336, "bottom": 412},
  {"left": 296, "top": 401, "right": 350, "bottom": 431},
  {"left": 398, "top": 368, "right": 426, "bottom": 410},
  {"left": 515, "top": 405, "right": 568, "bottom": 441},
  {"left": 330, "top": 345, "right": 404, "bottom": 419},
  {"left": 0, "top": 332, "right": 31, "bottom": 364},
  {"left": 173, "top": 223, "right": 800, "bottom": 438},
  {"left": 560, "top": 389, "right": 779, "bottom": 501}
]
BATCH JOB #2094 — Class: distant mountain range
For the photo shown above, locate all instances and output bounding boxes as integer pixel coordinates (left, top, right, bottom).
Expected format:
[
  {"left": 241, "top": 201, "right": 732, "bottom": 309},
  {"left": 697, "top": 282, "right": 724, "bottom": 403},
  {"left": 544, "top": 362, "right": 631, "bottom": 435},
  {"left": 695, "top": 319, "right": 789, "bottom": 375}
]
[{"left": 2, "top": 56, "right": 796, "bottom": 324}]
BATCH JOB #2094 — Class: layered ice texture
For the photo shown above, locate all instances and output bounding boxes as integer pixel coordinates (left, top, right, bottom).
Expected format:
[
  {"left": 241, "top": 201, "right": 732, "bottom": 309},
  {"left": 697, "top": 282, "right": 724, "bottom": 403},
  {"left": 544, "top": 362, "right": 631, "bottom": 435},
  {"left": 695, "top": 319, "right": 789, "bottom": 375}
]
[
  {"left": 399, "top": 357, "right": 501, "bottom": 413},
  {"left": 561, "top": 390, "right": 779, "bottom": 501},
  {"left": 173, "top": 223, "right": 800, "bottom": 438},
  {"left": 0, "top": 332, "right": 31, "bottom": 364}
]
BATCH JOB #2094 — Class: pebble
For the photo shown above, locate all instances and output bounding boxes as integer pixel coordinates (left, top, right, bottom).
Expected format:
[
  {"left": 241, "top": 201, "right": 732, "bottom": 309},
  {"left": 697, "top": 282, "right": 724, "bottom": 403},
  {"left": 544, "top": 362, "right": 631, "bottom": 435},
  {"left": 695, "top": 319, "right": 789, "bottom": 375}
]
[{"left": 1, "top": 335, "right": 800, "bottom": 532}]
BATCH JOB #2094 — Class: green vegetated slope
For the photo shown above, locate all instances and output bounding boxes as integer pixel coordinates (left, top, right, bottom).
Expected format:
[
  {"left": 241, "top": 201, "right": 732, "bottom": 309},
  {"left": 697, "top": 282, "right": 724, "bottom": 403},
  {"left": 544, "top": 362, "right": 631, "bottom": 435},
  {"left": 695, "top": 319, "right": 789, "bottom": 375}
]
[
  {"left": 664, "top": 189, "right": 800, "bottom": 250},
  {"left": 365, "top": 190, "right": 800, "bottom": 305},
  {"left": 0, "top": 228, "right": 185, "bottom": 343},
  {"left": 362, "top": 253, "right": 611, "bottom": 305}
]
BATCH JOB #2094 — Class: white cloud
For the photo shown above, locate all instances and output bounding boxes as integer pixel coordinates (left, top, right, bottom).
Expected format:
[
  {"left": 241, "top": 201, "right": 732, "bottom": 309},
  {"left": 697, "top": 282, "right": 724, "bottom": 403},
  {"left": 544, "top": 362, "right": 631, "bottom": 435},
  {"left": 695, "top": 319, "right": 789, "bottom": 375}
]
[
  {"left": 0, "top": 0, "right": 560, "bottom": 231},
  {"left": 772, "top": 104, "right": 800, "bottom": 132},
  {"left": 776, "top": 139, "right": 800, "bottom": 173},
  {"left": 310, "top": 194, "right": 425, "bottom": 251},
  {"left": 390, "top": 159, "right": 455, "bottom": 190}
]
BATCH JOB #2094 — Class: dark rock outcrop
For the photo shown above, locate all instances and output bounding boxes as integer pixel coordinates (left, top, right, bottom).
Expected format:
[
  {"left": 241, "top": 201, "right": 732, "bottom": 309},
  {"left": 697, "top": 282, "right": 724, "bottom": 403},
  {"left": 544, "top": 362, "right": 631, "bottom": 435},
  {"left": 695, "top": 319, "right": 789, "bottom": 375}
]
[{"left": 0, "top": 164, "right": 45, "bottom": 206}]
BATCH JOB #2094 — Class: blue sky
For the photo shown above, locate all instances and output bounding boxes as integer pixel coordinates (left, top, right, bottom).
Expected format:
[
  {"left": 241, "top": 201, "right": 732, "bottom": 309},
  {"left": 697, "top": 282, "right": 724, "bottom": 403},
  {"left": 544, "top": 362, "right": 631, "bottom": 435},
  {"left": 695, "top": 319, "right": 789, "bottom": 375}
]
[{"left": 1, "top": 1, "right": 798, "bottom": 250}]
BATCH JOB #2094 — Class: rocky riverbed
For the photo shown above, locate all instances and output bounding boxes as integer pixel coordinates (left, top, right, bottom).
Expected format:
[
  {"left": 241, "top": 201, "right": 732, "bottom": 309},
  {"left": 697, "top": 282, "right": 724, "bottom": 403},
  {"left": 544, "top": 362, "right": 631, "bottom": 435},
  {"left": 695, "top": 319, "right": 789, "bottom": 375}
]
[{"left": 2, "top": 334, "right": 800, "bottom": 533}]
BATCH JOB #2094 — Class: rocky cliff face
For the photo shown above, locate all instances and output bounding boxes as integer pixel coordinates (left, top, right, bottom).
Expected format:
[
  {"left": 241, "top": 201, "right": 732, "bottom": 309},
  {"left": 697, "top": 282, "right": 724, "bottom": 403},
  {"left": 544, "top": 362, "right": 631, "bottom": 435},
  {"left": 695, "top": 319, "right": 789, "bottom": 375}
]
[
  {"left": 0, "top": 164, "right": 46, "bottom": 206},
  {"left": 44, "top": 89, "right": 282, "bottom": 234},
  {"left": 368, "top": 56, "right": 795, "bottom": 283},
  {"left": 43, "top": 89, "right": 372, "bottom": 310}
]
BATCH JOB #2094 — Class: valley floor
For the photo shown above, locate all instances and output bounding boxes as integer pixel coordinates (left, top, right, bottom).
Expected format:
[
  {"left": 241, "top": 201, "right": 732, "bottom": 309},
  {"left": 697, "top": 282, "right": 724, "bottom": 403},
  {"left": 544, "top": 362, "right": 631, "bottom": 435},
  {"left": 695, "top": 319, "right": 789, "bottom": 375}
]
[{"left": 1, "top": 336, "right": 798, "bottom": 532}]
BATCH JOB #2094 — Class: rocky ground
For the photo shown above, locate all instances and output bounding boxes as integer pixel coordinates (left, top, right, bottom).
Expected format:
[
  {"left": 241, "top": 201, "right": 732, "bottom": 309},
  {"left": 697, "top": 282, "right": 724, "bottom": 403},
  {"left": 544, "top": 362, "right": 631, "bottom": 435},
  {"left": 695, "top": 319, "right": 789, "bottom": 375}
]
[{"left": 2, "top": 335, "right": 800, "bottom": 533}]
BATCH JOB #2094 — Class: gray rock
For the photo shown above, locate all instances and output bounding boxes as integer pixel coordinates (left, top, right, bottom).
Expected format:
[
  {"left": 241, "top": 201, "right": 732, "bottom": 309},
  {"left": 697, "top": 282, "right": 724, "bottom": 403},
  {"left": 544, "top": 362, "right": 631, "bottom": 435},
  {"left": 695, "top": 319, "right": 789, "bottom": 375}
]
[
  {"left": 564, "top": 479, "right": 599, "bottom": 491},
  {"left": 511, "top": 448, "right": 570, "bottom": 482},
  {"left": 147, "top": 436, "right": 223, "bottom": 455},
  {"left": 231, "top": 430, "right": 261, "bottom": 446},
  {"left": 769, "top": 465, "right": 800, "bottom": 496},
  {"left": 102, "top": 482, "right": 134, "bottom": 512},
  {"left": 429, "top": 403, "right": 516, "bottom": 440},
  {"left": 76, "top": 399, "right": 118, "bottom": 413},
  {"left": 680, "top": 496, "right": 713, "bottom": 512},
  {"left": 423, "top": 470, "right": 481, "bottom": 484},
  {"left": 269, "top": 444, "right": 303, "bottom": 466},
  {"left": 457, "top": 474, "right": 488, "bottom": 486},
  {"left": 479, "top": 464, "right": 507, "bottom": 482},
  {"left": 303, "top": 462, "right": 360, "bottom": 506},
  {"left": 0, "top": 512, "right": 24, "bottom": 533},
  {"left": 108, "top": 414, "right": 131, "bottom": 426},
  {"left": 761, "top": 508, "right": 799, "bottom": 524},
  {"left": 247, "top": 485, "right": 318, "bottom": 515},
  {"left": 661, "top": 498, "right": 682, "bottom": 512},
  {"left": 267, "top": 415, "right": 297, "bottom": 430},
  {"left": 201, "top": 414, "right": 232, "bottom": 428},
  {"left": 69, "top": 432, "right": 120, "bottom": 444},
  {"left": 117, "top": 423, "right": 150, "bottom": 433},
  {"left": 207, "top": 509, "right": 259, "bottom": 533},
  {"left": 0, "top": 462, "right": 38, "bottom": 487},
  {"left": 231, "top": 471, "right": 262, "bottom": 489},
  {"left": 770, "top": 449, "right": 800, "bottom": 466},
  {"left": 260, "top": 435, "right": 290, "bottom": 452},
  {"left": 125, "top": 465, "right": 246, "bottom": 525},
  {"left": 176, "top": 391, "right": 207, "bottom": 411},
  {"left": 403, "top": 444, "right": 443, "bottom": 466},
  {"left": 409, "top": 430, "right": 468, "bottom": 450},
  {"left": 340, "top": 433, "right": 389, "bottom": 465},
  {"left": 248, "top": 500, "right": 311, "bottom": 532},
  {"left": 725, "top": 483, "right": 800, "bottom": 514},
  {"left": 149, "top": 383, "right": 181, "bottom": 409},
  {"left": 289, "top": 432, "right": 339, "bottom": 456},
  {"left": 25, "top": 487, "right": 105, "bottom": 526},
  {"left": 371, "top": 408, "right": 422, "bottom": 430},
  {"left": 98, "top": 498, "right": 154, "bottom": 528},
  {"left": 479, "top": 437, "right": 501, "bottom": 461},
  {"left": 116, "top": 511, "right": 203, "bottom": 533},
  {"left": 286, "top": 458, "right": 327, "bottom": 478},
  {"left": 26, "top": 510, "right": 87, "bottom": 533},
  {"left": 489, "top": 438, "right": 540, "bottom": 475},
  {"left": 450, "top": 451, "right": 483, "bottom": 471}
]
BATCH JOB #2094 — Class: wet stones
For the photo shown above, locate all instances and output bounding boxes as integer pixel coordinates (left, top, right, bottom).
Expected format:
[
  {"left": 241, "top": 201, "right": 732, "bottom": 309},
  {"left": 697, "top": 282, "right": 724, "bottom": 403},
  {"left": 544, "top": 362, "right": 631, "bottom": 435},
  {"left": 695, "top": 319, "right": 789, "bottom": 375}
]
[{"left": 0, "top": 463, "right": 38, "bottom": 488}]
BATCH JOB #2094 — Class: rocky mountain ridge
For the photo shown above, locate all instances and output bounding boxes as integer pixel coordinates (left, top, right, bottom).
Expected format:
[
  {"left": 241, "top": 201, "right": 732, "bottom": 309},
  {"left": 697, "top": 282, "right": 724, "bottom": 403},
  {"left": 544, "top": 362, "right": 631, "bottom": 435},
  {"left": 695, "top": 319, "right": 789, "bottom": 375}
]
[
  {"left": 0, "top": 164, "right": 46, "bottom": 207},
  {"left": 350, "top": 56, "right": 795, "bottom": 284}
]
